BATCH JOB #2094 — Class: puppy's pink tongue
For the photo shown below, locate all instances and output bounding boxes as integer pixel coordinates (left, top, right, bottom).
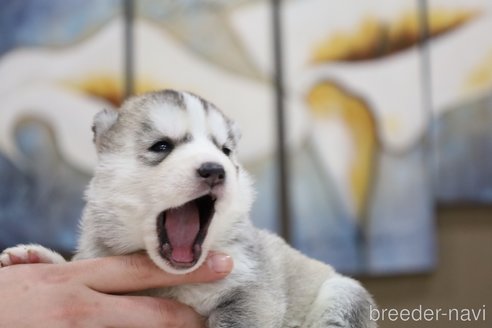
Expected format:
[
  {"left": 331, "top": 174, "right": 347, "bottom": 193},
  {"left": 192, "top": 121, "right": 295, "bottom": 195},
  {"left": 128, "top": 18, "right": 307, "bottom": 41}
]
[{"left": 165, "top": 202, "right": 200, "bottom": 263}]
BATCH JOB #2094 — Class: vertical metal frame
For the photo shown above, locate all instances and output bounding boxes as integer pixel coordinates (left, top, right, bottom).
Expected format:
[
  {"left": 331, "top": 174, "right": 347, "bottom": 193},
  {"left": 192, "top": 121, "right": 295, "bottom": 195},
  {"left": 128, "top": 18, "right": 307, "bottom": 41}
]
[
  {"left": 271, "top": 0, "right": 292, "bottom": 243},
  {"left": 418, "top": 0, "right": 438, "bottom": 265},
  {"left": 123, "top": 0, "right": 135, "bottom": 98},
  {"left": 417, "top": 0, "right": 436, "bottom": 194}
]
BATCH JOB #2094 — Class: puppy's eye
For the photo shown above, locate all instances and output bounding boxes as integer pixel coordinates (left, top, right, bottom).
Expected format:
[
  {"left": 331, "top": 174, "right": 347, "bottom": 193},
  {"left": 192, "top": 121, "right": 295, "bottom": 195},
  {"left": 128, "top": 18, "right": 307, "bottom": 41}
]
[
  {"left": 222, "top": 146, "right": 232, "bottom": 156},
  {"left": 149, "top": 140, "right": 173, "bottom": 153}
]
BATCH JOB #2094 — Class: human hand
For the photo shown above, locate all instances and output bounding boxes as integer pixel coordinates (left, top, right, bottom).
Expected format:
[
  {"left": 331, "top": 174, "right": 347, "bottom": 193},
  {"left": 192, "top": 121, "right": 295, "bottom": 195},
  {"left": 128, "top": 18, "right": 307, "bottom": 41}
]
[{"left": 0, "top": 252, "right": 233, "bottom": 327}]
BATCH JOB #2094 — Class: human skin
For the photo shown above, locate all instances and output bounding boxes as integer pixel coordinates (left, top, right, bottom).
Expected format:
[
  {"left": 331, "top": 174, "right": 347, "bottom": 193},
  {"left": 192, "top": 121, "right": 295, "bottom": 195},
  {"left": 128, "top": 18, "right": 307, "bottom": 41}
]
[{"left": 0, "top": 252, "right": 233, "bottom": 328}]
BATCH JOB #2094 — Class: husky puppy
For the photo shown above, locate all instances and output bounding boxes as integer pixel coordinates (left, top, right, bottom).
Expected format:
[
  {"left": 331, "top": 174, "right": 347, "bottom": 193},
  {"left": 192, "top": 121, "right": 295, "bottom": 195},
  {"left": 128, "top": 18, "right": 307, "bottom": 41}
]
[{"left": 1, "top": 90, "right": 376, "bottom": 328}]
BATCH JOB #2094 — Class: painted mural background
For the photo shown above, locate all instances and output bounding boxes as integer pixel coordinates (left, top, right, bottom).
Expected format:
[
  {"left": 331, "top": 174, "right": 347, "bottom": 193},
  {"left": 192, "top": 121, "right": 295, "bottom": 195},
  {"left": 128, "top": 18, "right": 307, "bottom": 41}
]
[
  {"left": 0, "top": 0, "right": 122, "bottom": 251},
  {"left": 1, "top": 0, "right": 491, "bottom": 274},
  {"left": 431, "top": 0, "right": 492, "bottom": 203}
]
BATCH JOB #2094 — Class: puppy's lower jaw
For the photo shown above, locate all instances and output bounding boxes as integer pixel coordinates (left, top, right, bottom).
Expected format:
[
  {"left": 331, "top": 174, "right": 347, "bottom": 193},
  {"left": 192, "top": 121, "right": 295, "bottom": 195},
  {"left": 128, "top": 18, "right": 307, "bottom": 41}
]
[{"left": 157, "top": 194, "right": 215, "bottom": 270}]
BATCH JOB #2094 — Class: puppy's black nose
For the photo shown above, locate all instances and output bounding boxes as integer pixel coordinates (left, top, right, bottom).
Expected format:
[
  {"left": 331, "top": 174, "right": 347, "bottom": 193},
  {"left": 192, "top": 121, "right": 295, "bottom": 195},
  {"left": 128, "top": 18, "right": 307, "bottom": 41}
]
[{"left": 197, "top": 162, "right": 226, "bottom": 186}]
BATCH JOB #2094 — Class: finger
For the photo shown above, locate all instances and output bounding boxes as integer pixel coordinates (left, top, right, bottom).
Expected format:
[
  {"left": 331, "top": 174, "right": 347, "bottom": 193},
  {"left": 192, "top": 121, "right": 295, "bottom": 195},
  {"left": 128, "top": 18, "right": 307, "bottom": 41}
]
[
  {"left": 68, "top": 252, "right": 233, "bottom": 293},
  {"left": 99, "top": 294, "right": 205, "bottom": 328}
]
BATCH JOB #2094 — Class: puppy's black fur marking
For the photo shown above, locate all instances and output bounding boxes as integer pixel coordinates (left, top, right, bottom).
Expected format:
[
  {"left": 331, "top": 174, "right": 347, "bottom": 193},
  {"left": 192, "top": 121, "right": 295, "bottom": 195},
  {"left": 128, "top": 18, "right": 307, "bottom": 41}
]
[
  {"left": 210, "top": 289, "right": 258, "bottom": 328},
  {"left": 343, "top": 297, "right": 372, "bottom": 328},
  {"left": 210, "top": 136, "right": 221, "bottom": 150},
  {"left": 157, "top": 89, "right": 186, "bottom": 109},
  {"left": 226, "top": 123, "right": 238, "bottom": 148},
  {"left": 186, "top": 91, "right": 213, "bottom": 114},
  {"left": 91, "top": 124, "right": 97, "bottom": 143},
  {"left": 199, "top": 97, "right": 210, "bottom": 113},
  {"left": 138, "top": 152, "right": 171, "bottom": 167},
  {"left": 182, "top": 133, "right": 193, "bottom": 143},
  {"left": 133, "top": 89, "right": 185, "bottom": 110},
  {"left": 137, "top": 132, "right": 193, "bottom": 167},
  {"left": 140, "top": 121, "right": 154, "bottom": 134},
  {"left": 186, "top": 90, "right": 239, "bottom": 150}
]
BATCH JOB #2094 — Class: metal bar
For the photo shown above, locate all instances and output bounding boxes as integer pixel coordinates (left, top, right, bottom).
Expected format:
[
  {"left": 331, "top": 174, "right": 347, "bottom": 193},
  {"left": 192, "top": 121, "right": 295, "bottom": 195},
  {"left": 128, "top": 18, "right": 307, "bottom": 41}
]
[
  {"left": 417, "top": 0, "right": 435, "bottom": 192},
  {"left": 271, "top": 0, "right": 291, "bottom": 243},
  {"left": 417, "top": 0, "right": 438, "bottom": 264},
  {"left": 123, "top": 0, "right": 135, "bottom": 98}
]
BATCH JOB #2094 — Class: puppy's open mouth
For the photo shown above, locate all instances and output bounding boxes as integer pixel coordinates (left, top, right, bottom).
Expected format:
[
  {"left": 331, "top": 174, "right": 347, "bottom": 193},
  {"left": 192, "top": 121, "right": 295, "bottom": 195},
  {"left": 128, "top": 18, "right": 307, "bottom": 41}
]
[{"left": 157, "top": 194, "right": 215, "bottom": 269}]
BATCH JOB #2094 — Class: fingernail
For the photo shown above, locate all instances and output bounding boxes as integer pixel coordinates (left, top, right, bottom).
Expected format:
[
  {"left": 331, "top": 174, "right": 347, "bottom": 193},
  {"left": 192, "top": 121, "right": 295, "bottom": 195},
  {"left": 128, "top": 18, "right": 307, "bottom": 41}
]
[{"left": 207, "top": 253, "right": 232, "bottom": 274}]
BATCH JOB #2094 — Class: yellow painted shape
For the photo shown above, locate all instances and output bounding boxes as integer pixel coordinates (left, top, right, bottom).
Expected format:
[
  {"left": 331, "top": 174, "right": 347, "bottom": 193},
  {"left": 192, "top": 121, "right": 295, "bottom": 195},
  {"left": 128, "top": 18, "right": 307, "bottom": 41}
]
[
  {"left": 312, "top": 16, "right": 385, "bottom": 63},
  {"left": 66, "top": 75, "right": 165, "bottom": 107},
  {"left": 307, "top": 82, "right": 378, "bottom": 218},
  {"left": 311, "top": 8, "right": 479, "bottom": 63},
  {"left": 465, "top": 49, "right": 492, "bottom": 94}
]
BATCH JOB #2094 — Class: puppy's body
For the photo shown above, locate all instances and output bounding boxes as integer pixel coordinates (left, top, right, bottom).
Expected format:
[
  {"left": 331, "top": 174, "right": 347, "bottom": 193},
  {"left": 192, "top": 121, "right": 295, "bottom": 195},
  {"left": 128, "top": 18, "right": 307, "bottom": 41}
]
[{"left": 1, "top": 90, "right": 376, "bottom": 328}]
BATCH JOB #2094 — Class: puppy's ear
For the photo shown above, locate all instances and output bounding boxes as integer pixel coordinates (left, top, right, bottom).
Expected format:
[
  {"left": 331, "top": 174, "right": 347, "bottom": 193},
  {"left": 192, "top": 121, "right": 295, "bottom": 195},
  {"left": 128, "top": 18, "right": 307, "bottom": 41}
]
[{"left": 92, "top": 108, "right": 118, "bottom": 151}]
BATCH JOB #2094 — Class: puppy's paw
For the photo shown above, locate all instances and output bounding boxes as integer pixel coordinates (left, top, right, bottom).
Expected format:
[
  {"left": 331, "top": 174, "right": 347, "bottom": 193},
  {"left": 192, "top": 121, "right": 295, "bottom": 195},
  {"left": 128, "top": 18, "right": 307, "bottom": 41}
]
[{"left": 0, "top": 244, "right": 66, "bottom": 267}]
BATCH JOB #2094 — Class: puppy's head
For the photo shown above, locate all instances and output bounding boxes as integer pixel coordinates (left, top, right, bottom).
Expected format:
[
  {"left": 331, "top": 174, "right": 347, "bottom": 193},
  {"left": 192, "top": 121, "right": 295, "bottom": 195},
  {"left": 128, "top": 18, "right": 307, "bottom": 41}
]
[{"left": 87, "top": 90, "right": 253, "bottom": 274}]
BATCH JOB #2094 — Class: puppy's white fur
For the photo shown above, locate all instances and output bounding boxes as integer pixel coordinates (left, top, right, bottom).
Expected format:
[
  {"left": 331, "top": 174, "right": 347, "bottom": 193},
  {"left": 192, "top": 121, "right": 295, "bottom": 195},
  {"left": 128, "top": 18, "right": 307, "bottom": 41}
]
[{"left": 1, "top": 90, "right": 376, "bottom": 328}]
